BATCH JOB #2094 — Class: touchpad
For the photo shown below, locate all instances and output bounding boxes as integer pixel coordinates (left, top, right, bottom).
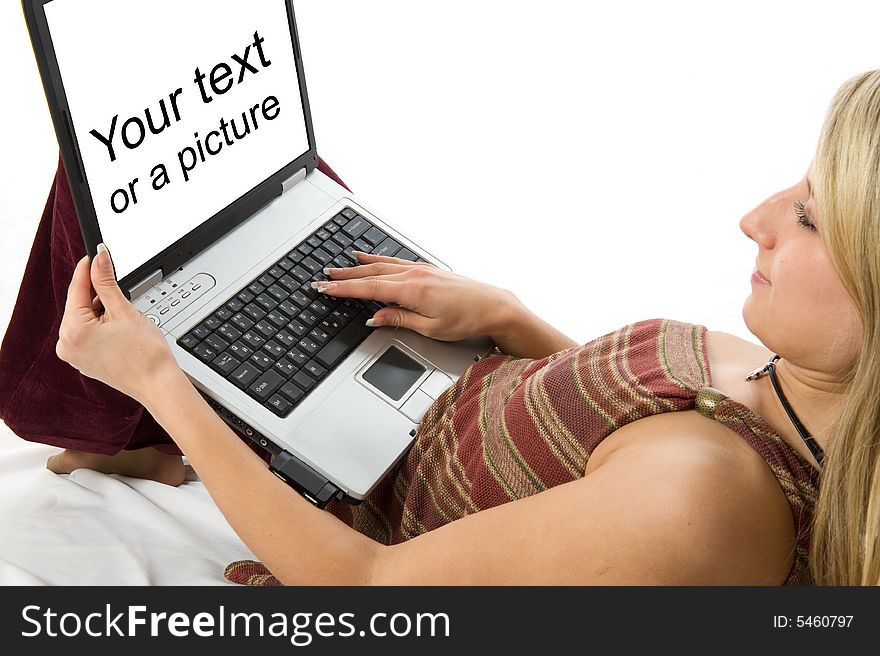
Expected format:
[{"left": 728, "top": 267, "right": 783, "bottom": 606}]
[{"left": 363, "top": 346, "right": 427, "bottom": 401}]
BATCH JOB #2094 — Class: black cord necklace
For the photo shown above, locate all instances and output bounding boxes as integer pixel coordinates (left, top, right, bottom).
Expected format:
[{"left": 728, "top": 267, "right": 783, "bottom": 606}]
[{"left": 746, "top": 355, "right": 825, "bottom": 467}]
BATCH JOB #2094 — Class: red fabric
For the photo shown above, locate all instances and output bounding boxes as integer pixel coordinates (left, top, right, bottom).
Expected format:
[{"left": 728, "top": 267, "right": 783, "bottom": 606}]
[{"left": 0, "top": 156, "right": 349, "bottom": 456}]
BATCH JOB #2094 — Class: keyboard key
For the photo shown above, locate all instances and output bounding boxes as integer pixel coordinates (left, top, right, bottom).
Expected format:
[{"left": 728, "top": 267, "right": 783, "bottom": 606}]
[
  {"left": 247, "top": 281, "right": 265, "bottom": 296},
  {"left": 396, "top": 248, "right": 418, "bottom": 261},
  {"left": 249, "top": 370, "right": 285, "bottom": 401},
  {"left": 297, "top": 243, "right": 313, "bottom": 257},
  {"left": 242, "top": 303, "right": 266, "bottom": 322},
  {"left": 320, "top": 317, "right": 344, "bottom": 336},
  {"left": 362, "top": 227, "right": 386, "bottom": 246},
  {"left": 353, "top": 238, "right": 372, "bottom": 253},
  {"left": 340, "top": 208, "right": 357, "bottom": 221},
  {"left": 214, "top": 306, "right": 234, "bottom": 322},
  {"left": 242, "top": 331, "right": 266, "bottom": 349},
  {"left": 301, "top": 256, "right": 321, "bottom": 274},
  {"left": 258, "top": 274, "right": 275, "bottom": 288},
  {"left": 277, "top": 258, "right": 295, "bottom": 271},
  {"left": 304, "top": 360, "right": 328, "bottom": 379},
  {"left": 228, "top": 341, "right": 255, "bottom": 360},
  {"left": 343, "top": 216, "right": 369, "bottom": 239},
  {"left": 310, "top": 248, "right": 333, "bottom": 266},
  {"left": 273, "top": 358, "right": 298, "bottom": 378},
  {"left": 204, "top": 315, "right": 223, "bottom": 331},
  {"left": 226, "top": 297, "right": 245, "bottom": 312},
  {"left": 292, "top": 370, "right": 316, "bottom": 392},
  {"left": 307, "top": 235, "right": 323, "bottom": 249},
  {"left": 298, "top": 337, "right": 321, "bottom": 356},
  {"left": 308, "top": 327, "right": 331, "bottom": 345},
  {"left": 286, "top": 320, "right": 308, "bottom": 338},
  {"left": 277, "top": 274, "right": 298, "bottom": 293},
  {"left": 230, "top": 363, "right": 260, "bottom": 389},
  {"left": 315, "top": 312, "right": 372, "bottom": 369},
  {"left": 290, "top": 290, "right": 311, "bottom": 308},
  {"left": 309, "top": 299, "right": 331, "bottom": 317},
  {"left": 333, "top": 254, "right": 355, "bottom": 268},
  {"left": 178, "top": 333, "right": 200, "bottom": 350},
  {"left": 291, "top": 266, "right": 311, "bottom": 284},
  {"left": 254, "top": 320, "right": 276, "bottom": 339},
  {"left": 249, "top": 352, "right": 274, "bottom": 370},
  {"left": 205, "top": 333, "right": 230, "bottom": 353},
  {"left": 323, "top": 221, "right": 340, "bottom": 234},
  {"left": 316, "top": 228, "right": 332, "bottom": 241},
  {"left": 322, "top": 240, "right": 343, "bottom": 257},
  {"left": 192, "top": 324, "right": 212, "bottom": 340},
  {"left": 193, "top": 343, "right": 217, "bottom": 363},
  {"left": 268, "top": 266, "right": 286, "bottom": 279},
  {"left": 274, "top": 330, "right": 297, "bottom": 348},
  {"left": 332, "top": 232, "right": 353, "bottom": 249},
  {"left": 229, "top": 313, "right": 254, "bottom": 332},
  {"left": 297, "top": 310, "right": 319, "bottom": 327},
  {"left": 266, "top": 394, "right": 293, "bottom": 417},
  {"left": 255, "top": 293, "right": 278, "bottom": 311},
  {"left": 286, "top": 348, "right": 308, "bottom": 367},
  {"left": 236, "top": 290, "right": 255, "bottom": 304},
  {"left": 279, "top": 300, "right": 300, "bottom": 316},
  {"left": 217, "top": 323, "right": 243, "bottom": 344},
  {"left": 373, "top": 237, "right": 402, "bottom": 258},
  {"left": 279, "top": 381, "right": 305, "bottom": 404},
  {"left": 210, "top": 352, "right": 241, "bottom": 376},
  {"left": 267, "top": 284, "right": 288, "bottom": 302},
  {"left": 262, "top": 340, "right": 286, "bottom": 359},
  {"left": 266, "top": 309, "right": 289, "bottom": 328},
  {"left": 285, "top": 251, "right": 304, "bottom": 265}
]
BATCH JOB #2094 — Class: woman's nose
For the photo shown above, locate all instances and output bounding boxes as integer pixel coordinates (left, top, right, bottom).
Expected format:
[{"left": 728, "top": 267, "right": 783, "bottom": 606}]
[{"left": 739, "top": 195, "right": 779, "bottom": 249}]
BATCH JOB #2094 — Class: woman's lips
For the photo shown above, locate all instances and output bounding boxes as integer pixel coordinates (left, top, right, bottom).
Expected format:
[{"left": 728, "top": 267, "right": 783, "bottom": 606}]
[{"left": 751, "top": 267, "right": 771, "bottom": 285}]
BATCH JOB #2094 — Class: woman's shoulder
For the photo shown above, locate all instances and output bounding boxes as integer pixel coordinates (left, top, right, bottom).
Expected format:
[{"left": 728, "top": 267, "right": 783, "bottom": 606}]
[{"left": 586, "top": 410, "right": 797, "bottom": 582}]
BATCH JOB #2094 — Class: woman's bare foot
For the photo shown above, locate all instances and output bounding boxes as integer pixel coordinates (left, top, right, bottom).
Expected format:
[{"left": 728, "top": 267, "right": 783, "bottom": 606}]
[{"left": 46, "top": 447, "right": 186, "bottom": 486}]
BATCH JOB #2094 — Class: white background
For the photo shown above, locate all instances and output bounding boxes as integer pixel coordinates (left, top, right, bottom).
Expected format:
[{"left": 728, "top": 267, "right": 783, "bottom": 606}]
[{"left": 3, "top": 0, "right": 880, "bottom": 359}]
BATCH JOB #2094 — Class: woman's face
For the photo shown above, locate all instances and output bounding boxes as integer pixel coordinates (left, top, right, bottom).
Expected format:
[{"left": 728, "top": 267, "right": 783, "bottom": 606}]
[{"left": 740, "top": 164, "right": 861, "bottom": 375}]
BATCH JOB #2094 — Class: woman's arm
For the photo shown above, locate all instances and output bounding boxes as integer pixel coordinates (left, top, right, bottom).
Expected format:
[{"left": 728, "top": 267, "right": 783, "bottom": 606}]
[
  {"left": 144, "top": 371, "right": 793, "bottom": 584},
  {"left": 323, "top": 251, "right": 579, "bottom": 359},
  {"left": 57, "top": 248, "right": 789, "bottom": 584},
  {"left": 145, "top": 364, "right": 384, "bottom": 584}
]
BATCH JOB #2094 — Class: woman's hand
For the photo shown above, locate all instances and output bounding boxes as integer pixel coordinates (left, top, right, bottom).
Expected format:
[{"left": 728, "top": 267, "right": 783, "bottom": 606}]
[
  {"left": 56, "top": 245, "right": 180, "bottom": 405},
  {"left": 314, "top": 251, "right": 521, "bottom": 342}
]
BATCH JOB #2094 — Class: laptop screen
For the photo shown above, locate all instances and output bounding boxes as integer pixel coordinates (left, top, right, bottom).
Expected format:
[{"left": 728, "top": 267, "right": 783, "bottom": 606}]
[{"left": 44, "top": 0, "right": 310, "bottom": 281}]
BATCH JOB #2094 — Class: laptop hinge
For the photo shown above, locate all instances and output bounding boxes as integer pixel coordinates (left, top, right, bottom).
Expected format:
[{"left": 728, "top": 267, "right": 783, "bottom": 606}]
[
  {"left": 128, "top": 269, "right": 163, "bottom": 299},
  {"left": 281, "top": 167, "right": 308, "bottom": 194}
]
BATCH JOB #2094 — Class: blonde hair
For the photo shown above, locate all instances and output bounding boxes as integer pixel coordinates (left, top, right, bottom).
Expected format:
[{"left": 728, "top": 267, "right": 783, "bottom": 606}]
[{"left": 810, "top": 69, "right": 880, "bottom": 585}]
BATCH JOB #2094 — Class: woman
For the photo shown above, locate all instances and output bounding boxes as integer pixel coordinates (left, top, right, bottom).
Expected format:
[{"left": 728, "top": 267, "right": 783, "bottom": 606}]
[{"left": 18, "top": 70, "right": 880, "bottom": 585}]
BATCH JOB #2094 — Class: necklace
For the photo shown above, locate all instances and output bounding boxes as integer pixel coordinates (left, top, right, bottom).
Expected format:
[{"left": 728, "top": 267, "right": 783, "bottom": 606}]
[{"left": 746, "top": 355, "right": 825, "bottom": 467}]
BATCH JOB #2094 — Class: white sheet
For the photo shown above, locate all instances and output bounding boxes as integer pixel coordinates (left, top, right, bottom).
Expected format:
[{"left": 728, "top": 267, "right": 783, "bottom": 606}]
[{"left": 0, "top": 426, "right": 256, "bottom": 585}]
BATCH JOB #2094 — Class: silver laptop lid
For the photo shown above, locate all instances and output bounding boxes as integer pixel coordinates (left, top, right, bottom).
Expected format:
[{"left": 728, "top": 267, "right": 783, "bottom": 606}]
[{"left": 23, "top": 0, "right": 317, "bottom": 291}]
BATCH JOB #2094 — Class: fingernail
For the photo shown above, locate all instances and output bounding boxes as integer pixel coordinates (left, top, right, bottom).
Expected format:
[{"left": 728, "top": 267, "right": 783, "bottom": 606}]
[
  {"left": 310, "top": 281, "right": 337, "bottom": 293},
  {"left": 352, "top": 250, "right": 364, "bottom": 258},
  {"left": 323, "top": 267, "right": 337, "bottom": 276},
  {"left": 96, "top": 243, "right": 112, "bottom": 270},
  {"left": 365, "top": 318, "right": 378, "bottom": 327}
]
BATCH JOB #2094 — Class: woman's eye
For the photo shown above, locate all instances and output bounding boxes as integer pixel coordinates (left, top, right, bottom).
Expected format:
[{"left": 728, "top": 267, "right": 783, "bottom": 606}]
[{"left": 793, "top": 200, "right": 816, "bottom": 232}]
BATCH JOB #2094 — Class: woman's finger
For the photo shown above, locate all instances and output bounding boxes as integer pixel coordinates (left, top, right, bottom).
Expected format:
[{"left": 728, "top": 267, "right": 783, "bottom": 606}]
[
  {"left": 352, "top": 250, "right": 435, "bottom": 267},
  {"left": 325, "top": 262, "right": 414, "bottom": 280},
  {"left": 312, "top": 276, "right": 414, "bottom": 306},
  {"left": 89, "top": 244, "right": 129, "bottom": 316},
  {"left": 64, "top": 255, "right": 95, "bottom": 317}
]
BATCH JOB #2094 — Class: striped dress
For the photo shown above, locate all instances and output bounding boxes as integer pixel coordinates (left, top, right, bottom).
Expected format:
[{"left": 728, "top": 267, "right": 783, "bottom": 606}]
[{"left": 226, "top": 319, "right": 820, "bottom": 586}]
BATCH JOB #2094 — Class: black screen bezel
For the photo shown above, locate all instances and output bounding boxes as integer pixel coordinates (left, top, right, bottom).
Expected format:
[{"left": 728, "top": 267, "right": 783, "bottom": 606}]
[{"left": 21, "top": 0, "right": 318, "bottom": 295}]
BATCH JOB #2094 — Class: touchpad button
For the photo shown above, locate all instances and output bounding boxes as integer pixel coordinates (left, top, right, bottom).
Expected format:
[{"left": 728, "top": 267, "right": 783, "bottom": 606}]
[{"left": 363, "top": 346, "right": 427, "bottom": 401}]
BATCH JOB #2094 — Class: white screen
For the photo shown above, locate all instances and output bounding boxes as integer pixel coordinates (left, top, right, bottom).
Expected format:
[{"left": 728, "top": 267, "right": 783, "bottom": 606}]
[{"left": 45, "top": 0, "right": 310, "bottom": 280}]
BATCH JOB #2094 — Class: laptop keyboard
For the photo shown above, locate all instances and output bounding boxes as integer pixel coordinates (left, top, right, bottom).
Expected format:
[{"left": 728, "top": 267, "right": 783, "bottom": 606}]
[{"left": 176, "top": 207, "right": 425, "bottom": 418}]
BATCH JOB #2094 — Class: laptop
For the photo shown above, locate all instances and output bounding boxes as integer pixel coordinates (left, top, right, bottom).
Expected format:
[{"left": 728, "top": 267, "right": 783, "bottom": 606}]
[{"left": 23, "top": 0, "right": 495, "bottom": 506}]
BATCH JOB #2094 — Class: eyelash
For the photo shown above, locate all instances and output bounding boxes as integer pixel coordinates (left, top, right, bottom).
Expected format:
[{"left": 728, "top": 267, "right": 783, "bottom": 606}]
[{"left": 793, "top": 200, "right": 816, "bottom": 232}]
